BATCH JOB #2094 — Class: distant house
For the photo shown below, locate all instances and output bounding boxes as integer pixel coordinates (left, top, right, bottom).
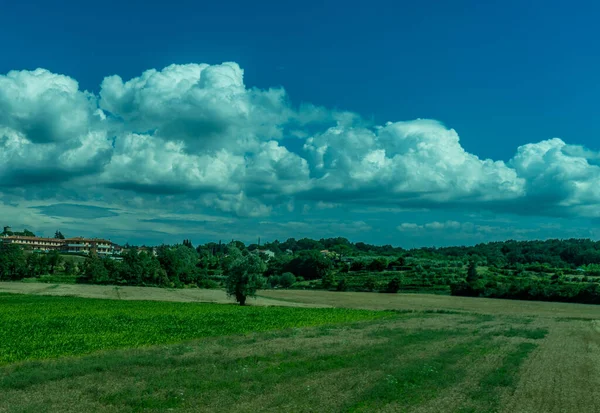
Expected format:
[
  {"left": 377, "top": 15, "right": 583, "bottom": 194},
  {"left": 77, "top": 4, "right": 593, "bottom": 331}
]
[
  {"left": 112, "top": 243, "right": 123, "bottom": 255},
  {"left": 64, "top": 237, "right": 113, "bottom": 256},
  {"left": 1, "top": 226, "right": 122, "bottom": 256},
  {"left": 252, "top": 249, "right": 275, "bottom": 261},
  {"left": 320, "top": 250, "right": 336, "bottom": 258},
  {"left": 138, "top": 247, "right": 158, "bottom": 257},
  {"left": 1, "top": 235, "right": 63, "bottom": 252}
]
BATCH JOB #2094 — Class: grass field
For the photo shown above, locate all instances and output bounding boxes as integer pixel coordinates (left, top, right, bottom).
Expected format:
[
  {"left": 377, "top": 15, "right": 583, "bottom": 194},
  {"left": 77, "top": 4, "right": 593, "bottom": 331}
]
[{"left": 0, "top": 284, "right": 599, "bottom": 412}]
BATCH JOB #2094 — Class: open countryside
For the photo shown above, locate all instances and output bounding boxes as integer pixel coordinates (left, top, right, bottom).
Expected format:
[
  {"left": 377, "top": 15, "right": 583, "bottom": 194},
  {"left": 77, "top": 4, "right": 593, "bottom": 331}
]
[
  {"left": 2, "top": 234, "right": 600, "bottom": 411},
  {"left": 4, "top": 1, "right": 600, "bottom": 411},
  {"left": 1, "top": 284, "right": 599, "bottom": 412}
]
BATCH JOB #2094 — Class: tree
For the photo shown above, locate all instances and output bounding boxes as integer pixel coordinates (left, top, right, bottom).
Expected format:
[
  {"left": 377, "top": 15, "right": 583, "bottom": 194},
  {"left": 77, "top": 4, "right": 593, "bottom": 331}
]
[
  {"left": 54, "top": 230, "right": 65, "bottom": 239},
  {"left": 286, "top": 251, "right": 333, "bottom": 280},
  {"left": 331, "top": 244, "right": 352, "bottom": 261},
  {"left": 363, "top": 276, "right": 376, "bottom": 292},
  {"left": 336, "top": 277, "right": 348, "bottom": 291},
  {"left": 158, "top": 245, "right": 201, "bottom": 286},
  {"left": 385, "top": 277, "right": 401, "bottom": 293},
  {"left": 268, "top": 275, "right": 280, "bottom": 288},
  {"left": 63, "top": 259, "right": 76, "bottom": 275},
  {"left": 182, "top": 239, "right": 194, "bottom": 249},
  {"left": 466, "top": 261, "right": 479, "bottom": 284},
  {"left": 296, "top": 238, "right": 324, "bottom": 251},
  {"left": 265, "top": 254, "right": 292, "bottom": 277},
  {"left": 388, "top": 256, "right": 406, "bottom": 269},
  {"left": 0, "top": 244, "right": 26, "bottom": 280},
  {"left": 81, "top": 255, "right": 110, "bottom": 284},
  {"left": 350, "top": 260, "right": 367, "bottom": 271},
  {"left": 22, "top": 229, "right": 35, "bottom": 237},
  {"left": 367, "top": 258, "right": 388, "bottom": 272},
  {"left": 279, "top": 272, "right": 296, "bottom": 288},
  {"left": 321, "top": 272, "right": 336, "bottom": 290},
  {"left": 225, "top": 247, "right": 266, "bottom": 305},
  {"left": 46, "top": 250, "right": 63, "bottom": 274}
]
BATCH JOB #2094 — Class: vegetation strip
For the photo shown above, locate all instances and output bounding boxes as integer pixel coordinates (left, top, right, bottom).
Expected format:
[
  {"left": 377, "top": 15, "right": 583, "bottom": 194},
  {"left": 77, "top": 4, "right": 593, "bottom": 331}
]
[{"left": 459, "top": 342, "right": 539, "bottom": 412}]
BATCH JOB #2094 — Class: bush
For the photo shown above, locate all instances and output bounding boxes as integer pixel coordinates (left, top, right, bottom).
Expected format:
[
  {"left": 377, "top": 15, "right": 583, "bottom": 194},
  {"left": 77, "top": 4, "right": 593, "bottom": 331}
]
[
  {"left": 367, "top": 258, "right": 388, "bottom": 272},
  {"left": 279, "top": 272, "right": 296, "bottom": 288},
  {"left": 363, "top": 276, "right": 376, "bottom": 292},
  {"left": 385, "top": 277, "right": 401, "bottom": 293},
  {"left": 321, "top": 272, "right": 335, "bottom": 289},
  {"left": 350, "top": 261, "right": 367, "bottom": 271},
  {"left": 336, "top": 278, "right": 348, "bottom": 291},
  {"left": 268, "top": 275, "right": 280, "bottom": 288},
  {"left": 197, "top": 279, "right": 219, "bottom": 289}
]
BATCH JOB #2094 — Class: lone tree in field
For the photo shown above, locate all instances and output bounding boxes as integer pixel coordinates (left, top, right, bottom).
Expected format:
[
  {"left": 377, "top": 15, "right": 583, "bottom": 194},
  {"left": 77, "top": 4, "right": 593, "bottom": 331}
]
[{"left": 225, "top": 247, "right": 266, "bottom": 306}]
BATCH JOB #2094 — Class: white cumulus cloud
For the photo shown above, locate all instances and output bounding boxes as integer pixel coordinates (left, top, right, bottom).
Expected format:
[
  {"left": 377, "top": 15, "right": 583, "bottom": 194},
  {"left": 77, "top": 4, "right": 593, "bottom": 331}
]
[{"left": 2, "top": 62, "right": 600, "bottom": 226}]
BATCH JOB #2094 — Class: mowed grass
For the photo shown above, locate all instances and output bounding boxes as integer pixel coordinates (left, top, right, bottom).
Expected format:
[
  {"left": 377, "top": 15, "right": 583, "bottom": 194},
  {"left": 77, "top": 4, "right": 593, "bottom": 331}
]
[
  {"left": 0, "top": 293, "right": 392, "bottom": 364},
  {"left": 0, "top": 308, "right": 564, "bottom": 413},
  {"left": 1, "top": 290, "right": 600, "bottom": 412}
]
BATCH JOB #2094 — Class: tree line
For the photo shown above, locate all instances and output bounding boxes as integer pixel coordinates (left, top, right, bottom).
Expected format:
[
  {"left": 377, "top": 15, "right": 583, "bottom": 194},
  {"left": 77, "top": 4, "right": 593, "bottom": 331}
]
[{"left": 4, "top": 236, "right": 600, "bottom": 305}]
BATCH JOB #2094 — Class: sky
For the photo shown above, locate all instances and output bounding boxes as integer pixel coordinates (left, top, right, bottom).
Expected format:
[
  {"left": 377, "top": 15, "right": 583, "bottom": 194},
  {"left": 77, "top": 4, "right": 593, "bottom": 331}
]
[{"left": 1, "top": 0, "right": 600, "bottom": 247}]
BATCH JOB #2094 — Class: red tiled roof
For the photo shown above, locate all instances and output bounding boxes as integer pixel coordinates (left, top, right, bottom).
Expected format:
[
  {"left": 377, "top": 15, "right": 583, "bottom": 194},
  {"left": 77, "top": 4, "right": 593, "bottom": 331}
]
[{"left": 3, "top": 235, "right": 63, "bottom": 242}]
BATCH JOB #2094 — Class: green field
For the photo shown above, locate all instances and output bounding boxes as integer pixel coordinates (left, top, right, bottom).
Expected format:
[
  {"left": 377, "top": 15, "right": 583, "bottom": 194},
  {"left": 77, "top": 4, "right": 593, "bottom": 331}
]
[
  {"left": 1, "top": 289, "right": 599, "bottom": 412},
  {"left": 0, "top": 293, "right": 390, "bottom": 364}
]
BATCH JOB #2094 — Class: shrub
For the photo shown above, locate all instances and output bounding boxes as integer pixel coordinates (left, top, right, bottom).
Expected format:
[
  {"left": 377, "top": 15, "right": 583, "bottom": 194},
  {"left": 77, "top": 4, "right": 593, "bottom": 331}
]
[
  {"left": 363, "top": 276, "right": 376, "bottom": 292},
  {"left": 321, "top": 272, "right": 336, "bottom": 289},
  {"left": 367, "top": 258, "right": 388, "bottom": 272},
  {"left": 268, "top": 275, "right": 280, "bottom": 288},
  {"left": 336, "top": 278, "right": 348, "bottom": 291},
  {"left": 279, "top": 272, "right": 296, "bottom": 288},
  {"left": 385, "top": 277, "right": 401, "bottom": 293},
  {"left": 197, "top": 279, "right": 219, "bottom": 289},
  {"left": 350, "top": 261, "right": 367, "bottom": 271}
]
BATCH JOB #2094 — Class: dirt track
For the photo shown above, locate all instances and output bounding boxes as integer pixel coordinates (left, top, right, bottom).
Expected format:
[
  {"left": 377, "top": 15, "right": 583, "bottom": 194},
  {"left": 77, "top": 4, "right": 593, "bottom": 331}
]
[{"left": 0, "top": 282, "right": 324, "bottom": 308}]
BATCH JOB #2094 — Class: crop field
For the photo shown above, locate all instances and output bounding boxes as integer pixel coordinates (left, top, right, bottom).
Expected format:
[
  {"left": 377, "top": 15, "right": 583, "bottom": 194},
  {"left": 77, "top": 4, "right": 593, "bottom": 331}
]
[
  {"left": 0, "top": 289, "right": 599, "bottom": 412},
  {"left": 0, "top": 293, "right": 389, "bottom": 364}
]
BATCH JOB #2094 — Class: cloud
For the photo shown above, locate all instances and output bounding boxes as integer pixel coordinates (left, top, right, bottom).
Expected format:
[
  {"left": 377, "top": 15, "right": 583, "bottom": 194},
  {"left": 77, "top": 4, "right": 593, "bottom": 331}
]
[
  {"left": 2, "top": 62, "right": 600, "bottom": 245},
  {"left": 398, "top": 221, "right": 464, "bottom": 231},
  {"left": 32, "top": 203, "right": 119, "bottom": 219},
  {"left": 397, "top": 223, "right": 421, "bottom": 231},
  {"left": 510, "top": 138, "right": 600, "bottom": 216},
  {"left": 0, "top": 69, "right": 99, "bottom": 144},
  {"left": 99, "top": 62, "right": 293, "bottom": 153},
  {"left": 303, "top": 120, "right": 524, "bottom": 204},
  {"left": 0, "top": 69, "right": 112, "bottom": 186}
]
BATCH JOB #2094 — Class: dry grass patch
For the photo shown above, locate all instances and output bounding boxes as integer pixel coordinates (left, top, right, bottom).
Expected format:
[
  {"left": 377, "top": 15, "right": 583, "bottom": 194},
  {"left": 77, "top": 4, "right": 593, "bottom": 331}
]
[
  {"left": 261, "top": 290, "right": 600, "bottom": 319},
  {"left": 0, "top": 282, "right": 322, "bottom": 307}
]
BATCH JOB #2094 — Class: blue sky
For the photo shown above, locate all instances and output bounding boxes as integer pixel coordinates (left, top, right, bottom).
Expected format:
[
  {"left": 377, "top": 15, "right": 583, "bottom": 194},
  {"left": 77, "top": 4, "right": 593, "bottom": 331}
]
[{"left": 1, "top": 0, "right": 600, "bottom": 247}]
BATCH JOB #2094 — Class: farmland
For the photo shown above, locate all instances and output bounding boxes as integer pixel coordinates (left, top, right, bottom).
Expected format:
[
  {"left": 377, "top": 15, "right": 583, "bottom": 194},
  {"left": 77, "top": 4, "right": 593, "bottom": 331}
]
[
  {"left": 0, "top": 293, "right": 389, "bottom": 364},
  {"left": 0, "top": 287, "right": 599, "bottom": 412}
]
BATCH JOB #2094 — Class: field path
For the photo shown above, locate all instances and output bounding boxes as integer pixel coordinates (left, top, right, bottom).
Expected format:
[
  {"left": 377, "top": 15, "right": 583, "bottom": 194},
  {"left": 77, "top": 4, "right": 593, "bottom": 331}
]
[{"left": 0, "top": 282, "right": 326, "bottom": 308}]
